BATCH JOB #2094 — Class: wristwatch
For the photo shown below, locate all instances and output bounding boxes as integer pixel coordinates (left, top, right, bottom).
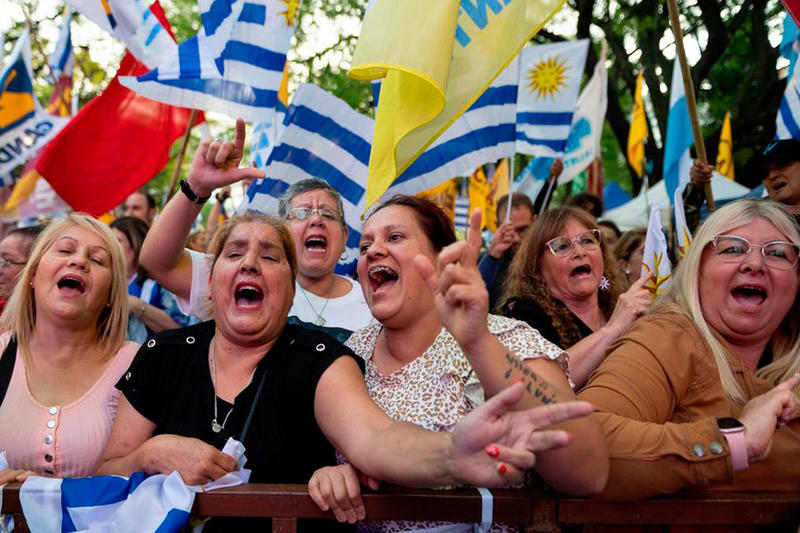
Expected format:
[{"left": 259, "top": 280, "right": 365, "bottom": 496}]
[
  {"left": 717, "top": 417, "right": 748, "bottom": 471},
  {"left": 179, "top": 179, "right": 211, "bottom": 205}
]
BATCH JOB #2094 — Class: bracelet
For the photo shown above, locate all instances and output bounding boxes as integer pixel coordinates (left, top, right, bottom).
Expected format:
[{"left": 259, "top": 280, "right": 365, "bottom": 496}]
[{"left": 179, "top": 179, "right": 211, "bottom": 205}]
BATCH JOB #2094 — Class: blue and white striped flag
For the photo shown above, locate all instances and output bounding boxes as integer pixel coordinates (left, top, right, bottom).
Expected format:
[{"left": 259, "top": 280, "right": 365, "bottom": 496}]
[
  {"left": 241, "top": 83, "right": 372, "bottom": 274},
  {"left": 777, "top": 17, "right": 800, "bottom": 140},
  {"left": 18, "top": 472, "right": 193, "bottom": 533},
  {"left": 120, "top": 0, "right": 298, "bottom": 122},
  {"left": 66, "top": 0, "right": 175, "bottom": 69},
  {"left": 50, "top": 10, "right": 74, "bottom": 79},
  {"left": 454, "top": 193, "right": 470, "bottom": 235},
  {"left": 515, "top": 39, "right": 589, "bottom": 157},
  {"left": 664, "top": 56, "right": 694, "bottom": 204},
  {"left": 384, "top": 56, "right": 521, "bottom": 196}
]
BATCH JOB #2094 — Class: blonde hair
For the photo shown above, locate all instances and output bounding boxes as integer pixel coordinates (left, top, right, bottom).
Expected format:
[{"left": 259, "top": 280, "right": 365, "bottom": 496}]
[
  {"left": 499, "top": 206, "right": 625, "bottom": 347},
  {"left": 0, "top": 214, "right": 129, "bottom": 362},
  {"left": 655, "top": 199, "right": 800, "bottom": 404}
]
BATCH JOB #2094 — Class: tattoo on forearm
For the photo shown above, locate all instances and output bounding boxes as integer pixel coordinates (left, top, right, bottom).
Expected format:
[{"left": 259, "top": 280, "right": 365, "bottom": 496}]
[{"left": 504, "top": 351, "right": 558, "bottom": 404}]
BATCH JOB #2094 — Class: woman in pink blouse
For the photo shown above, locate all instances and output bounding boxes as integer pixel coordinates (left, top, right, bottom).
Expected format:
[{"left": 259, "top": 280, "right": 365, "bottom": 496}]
[{"left": 0, "top": 214, "right": 137, "bottom": 482}]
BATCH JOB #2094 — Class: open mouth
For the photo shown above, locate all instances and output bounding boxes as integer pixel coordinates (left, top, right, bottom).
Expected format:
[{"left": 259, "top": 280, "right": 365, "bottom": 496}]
[
  {"left": 773, "top": 181, "right": 787, "bottom": 192},
  {"left": 368, "top": 265, "right": 398, "bottom": 292},
  {"left": 56, "top": 274, "right": 86, "bottom": 294},
  {"left": 305, "top": 235, "right": 328, "bottom": 254},
  {"left": 234, "top": 282, "right": 264, "bottom": 308},
  {"left": 732, "top": 285, "right": 767, "bottom": 306},
  {"left": 570, "top": 264, "right": 592, "bottom": 278}
]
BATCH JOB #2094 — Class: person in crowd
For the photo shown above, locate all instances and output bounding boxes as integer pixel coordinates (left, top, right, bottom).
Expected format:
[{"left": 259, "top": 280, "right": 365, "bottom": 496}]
[
  {"left": 685, "top": 139, "right": 800, "bottom": 231},
  {"left": 479, "top": 158, "right": 564, "bottom": 311},
  {"left": 186, "top": 228, "right": 209, "bottom": 253},
  {"left": 613, "top": 228, "right": 647, "bottom": 288},
  {"left": 0, "top": 214, "right": 136, "bottom": 482},
  {"left": 0, "top": 226, "right": 43, "bottom": 314},
  {"left": 96, "top": 212, "right": 595, "bottom": 532},
  {"left": 499, "top": 206, "right": 652, "bottom": 388},
  {"left": 566, "top": 192, "right": 603, "bottom": 219},
  {"left": 139, "top": 120, "right": 372, "bottom": 343},
  {"left": 579, "top": 199, "right": 800, "bottom": 499},
  {"left": 597, "top": 220, "right": 621, "bottom": 254},
  {"left": 306, "top": 196, "right": 608, "bottom": 529},
  {"left": 110, "top": 217, "right": 190, "bottom": 343},
  {"left": 121, "top": 190, "right": 158, "bottom": 225}
]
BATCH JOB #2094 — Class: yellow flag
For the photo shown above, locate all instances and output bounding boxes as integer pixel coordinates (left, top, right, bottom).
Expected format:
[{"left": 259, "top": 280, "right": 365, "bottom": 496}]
[
  {"left": 351, "top": 0, "right": 564, "bottom": 210},
  {"left": 5, "top": 169, "right": 40, "bottom": 210},
  {"left": 627, "top": 71, "right": 648, "bottom": 178},
  {"left": 716, "top": 111, "right": 734, "bottom": 180},
  {"left": 492, "top": 159, "right": 510, "bottom": 203},
  {"left": 416, "top": 178, "right": 458, "bottom": 221},
  {"left": 468, "top": 167, "right": 491, "bottom": 231}
]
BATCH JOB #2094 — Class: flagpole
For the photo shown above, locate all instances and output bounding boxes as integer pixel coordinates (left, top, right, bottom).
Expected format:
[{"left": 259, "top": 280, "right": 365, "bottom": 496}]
[
  {"left": 20, "top": 4, "right": 71, "bottom": 115},
  {"left": 166, "top": 109, "right": 199, "bottom": 203},
  {"left": 666, "top": 0, "right": 716, "bottom": 211}
]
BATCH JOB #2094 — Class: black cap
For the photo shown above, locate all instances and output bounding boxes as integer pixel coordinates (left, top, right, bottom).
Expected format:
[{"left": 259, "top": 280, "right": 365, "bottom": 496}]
[{"left": 743, "top": 139, "right": 800, "bottom": 186}]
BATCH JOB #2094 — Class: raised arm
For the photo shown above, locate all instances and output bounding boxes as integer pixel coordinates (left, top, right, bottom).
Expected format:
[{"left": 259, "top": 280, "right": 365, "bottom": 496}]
[
  {"left": 413, "top": 209, "right": 608, "bottom": 495},
  {"left": 140, "top": 119, "right": 263, "bottom": 299}
]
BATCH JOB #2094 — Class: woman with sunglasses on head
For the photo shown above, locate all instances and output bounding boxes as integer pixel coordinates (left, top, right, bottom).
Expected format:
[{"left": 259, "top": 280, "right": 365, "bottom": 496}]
[
  {"left": 499, "top": 206, "right": 652, "bottom": 388},
  {"left": 578, "top": 199, "right": 800, "bottom": 498},
  {"left": 139, "top": 120, "right": 373, "bottom": 344}
]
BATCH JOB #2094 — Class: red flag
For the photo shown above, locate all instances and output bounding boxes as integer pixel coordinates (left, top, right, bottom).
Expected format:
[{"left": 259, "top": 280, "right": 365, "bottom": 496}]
[
  {"left": 586, "top": 157, "right": 604, "bottom": 199},
  {"left": 36, "top": 2, "right": 202, "bottom": 216},
  {"left": 783, "top": 0, "right": 800, "bottom": 25}
]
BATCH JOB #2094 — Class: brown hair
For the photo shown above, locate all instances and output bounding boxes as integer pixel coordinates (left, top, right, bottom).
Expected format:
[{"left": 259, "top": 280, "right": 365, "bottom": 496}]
[
  {"left": 614, "top": 228, "right": 647, "bottom": 262},
  {"left": 499, "top": 206, "right": 624, "bottom": 347},
  {"left": 368, "top": 195, "right": 457, "bottom": 252},
  {"left": 110, "top": 216, "right": 151, "bottom": 283}
]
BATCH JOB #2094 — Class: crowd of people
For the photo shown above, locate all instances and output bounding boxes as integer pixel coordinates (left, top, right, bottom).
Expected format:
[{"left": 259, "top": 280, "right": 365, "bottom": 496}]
[{"left": 0, "top": 122, "right": 799, "bottom": 531}]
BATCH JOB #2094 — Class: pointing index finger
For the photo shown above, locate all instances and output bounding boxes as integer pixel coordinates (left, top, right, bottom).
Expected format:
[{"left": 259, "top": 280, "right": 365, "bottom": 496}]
[
  {"left": 234, "top": 117, "right": 247, "bottom": 152},
  {"left": 467, "top": 208, "right": 483, "bottom": 260}
]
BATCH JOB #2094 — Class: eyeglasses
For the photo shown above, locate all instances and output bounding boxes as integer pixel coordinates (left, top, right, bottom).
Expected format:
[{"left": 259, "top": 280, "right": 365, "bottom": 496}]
[
  {"left": 545, "top": 229, "right": 602, "bottom": 256},
  {"left": 0, "top": 257, "right": 26, "bottom": 270},
  {"left": 709, "top": 235, "right": 800, "bottom": 270},
  {"left": 286, "top": 207, "right": 340, "bottom": 222}
]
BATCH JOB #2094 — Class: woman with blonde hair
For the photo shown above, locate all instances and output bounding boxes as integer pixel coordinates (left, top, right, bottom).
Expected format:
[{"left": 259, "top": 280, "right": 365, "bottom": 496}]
[
  {"left": 0, "top": 214, "right": 137, "bottom": 482},
  {"left": 499, "top": 206, "right": 652, "bottom": 387},
  {"left": 580, "top": 199, "right": 800, "bottom": 499}
]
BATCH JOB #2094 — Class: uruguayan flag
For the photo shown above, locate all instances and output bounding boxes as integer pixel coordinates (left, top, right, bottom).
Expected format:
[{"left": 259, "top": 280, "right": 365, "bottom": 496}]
[
  {"left": 515, "top": 40, "right": 589, "bottom": 157},
  {"left": 664, "top": 56, "right": 694, "bottom": 205},
  {"left": 454, "top": 193, "right": 470, "bottom": 235},
  {"left": 250, "top": 106, "right": 286, "bottom": 168},
  {"left": 19, "top": 472, "right": 193, "bottom": 533},
  {"left": 50, "top": 10, "right": 74, "bottom": 79},
  {"left": 241, "top": 83, "right": 372, "bottom": 274},
  {"left": 121, "top": 0, "right": 297, "bottom": 122},
  {"left": 777, "top": 22, "right": 800, "bottom": 140},
  {"left": 384, "top": 56, "right": 520, "bottom": 197},
  {"left": 66, "top": 0, "right": 175, "bottom": 69}
]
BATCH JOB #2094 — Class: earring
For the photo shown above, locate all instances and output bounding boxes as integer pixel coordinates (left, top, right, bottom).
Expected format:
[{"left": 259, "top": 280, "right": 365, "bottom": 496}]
[{"left": 599, "top": 275, "right": 611, "bottom": 291}]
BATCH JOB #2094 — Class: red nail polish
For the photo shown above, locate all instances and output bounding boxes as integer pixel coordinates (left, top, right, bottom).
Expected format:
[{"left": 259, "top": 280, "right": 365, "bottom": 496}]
[
  {"left": 512, "top": 377, "right": 524, "bottom": 385},
  {"left": 486, "top": 445, "right": 500, "bottom": 457},
  {"left": 498, "top": 463, "right": 507, "bottom": 475}
]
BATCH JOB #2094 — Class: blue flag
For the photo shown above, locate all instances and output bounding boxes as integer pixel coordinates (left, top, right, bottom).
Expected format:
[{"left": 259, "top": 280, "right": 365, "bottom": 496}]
[{"left": 663, "top": 57, "right": 693, "bottom": 204}]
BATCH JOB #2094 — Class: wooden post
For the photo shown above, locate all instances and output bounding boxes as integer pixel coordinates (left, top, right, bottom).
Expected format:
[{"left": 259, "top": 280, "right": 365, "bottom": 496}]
[
  {"left": 666, "top": 0, "right": 715, "bottom": 211},
  {"left": 166, "top": 109, "right": 199, "bottom": 204}
]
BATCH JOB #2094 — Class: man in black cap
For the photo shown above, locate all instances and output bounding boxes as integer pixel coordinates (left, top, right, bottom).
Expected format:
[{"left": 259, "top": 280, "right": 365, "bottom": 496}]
[{"left": 684, "top": 139, "right": 800, "bottom": 231}]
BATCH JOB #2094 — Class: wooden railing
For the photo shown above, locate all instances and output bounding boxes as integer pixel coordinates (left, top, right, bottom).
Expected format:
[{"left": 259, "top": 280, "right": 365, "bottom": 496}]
[{"left": 3, "top": 483, "right": 799, "bottom": 532}]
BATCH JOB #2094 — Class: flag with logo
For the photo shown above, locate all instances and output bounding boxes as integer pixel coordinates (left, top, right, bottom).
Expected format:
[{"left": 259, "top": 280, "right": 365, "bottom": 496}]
[
  {"left": 664, "top": 56, "right": 693, "bottom": 204},
  {"left": 350, "top": 0, "right": 564, "bottom": 210},
  {"left": 673, "top": 188, "right": 692, "bottom": 260},
  {"left": 416, "top": 178, "right": 458, "bottom": 221},
  {"left": 121, "top": 0, "right": 299, "bottom": 122},
  {"left": 18, "top": 472, "right": 193, "bottom": 532},
  {"left": 240, "top": 83, "right": 372, "bottom": 274},
  {"left": 627, "top": 70, "right": 648, "bottom": 178},
  {"left": 66, "top": 0, "right": 175, "bottom": 68},
  {"left": 468, "top": 166, "right": 492, "bottom": 231},
  {"left": 642, "top": 202, "right": 672, "bottom": 297},
  {"left": 0, "top": 30, "right": 69, "bottom": 177},
  {"left": 515, "top": 39, "right": 589, "bottom": 158},
  {"left": 716, "top": 111, "right": 734, "bottom": 180}
]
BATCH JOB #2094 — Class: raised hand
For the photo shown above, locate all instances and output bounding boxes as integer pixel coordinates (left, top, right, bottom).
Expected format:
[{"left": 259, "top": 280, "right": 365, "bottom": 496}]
[
  {"left": 308, "top": 463, "right": 380, "bottom": 523},
  {"left": 450, "top": 381, "right": 594, "bottom": 486},
  {"left": 488, "top": 221, "right": 516, "bottom": 259},
  {"left": 689, "top": 159, "right": 713, "bottom": 189},
  {"left": 740, "top": 374, "right": 800, "bottom": 462},
  {"left": 415, "top": 208, "right": 489, "bottom": 351},
  {"left": 144, "top": 434, "right": 238, "bottom": 485},
  {"left": 186, "top": 118, "right": 265, "bottom": 198}
]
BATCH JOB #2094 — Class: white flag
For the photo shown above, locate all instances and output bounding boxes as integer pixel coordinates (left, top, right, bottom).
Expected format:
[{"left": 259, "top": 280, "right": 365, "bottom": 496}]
[{"left": 641, "top": 202, "right": 672, "bottom": 298}]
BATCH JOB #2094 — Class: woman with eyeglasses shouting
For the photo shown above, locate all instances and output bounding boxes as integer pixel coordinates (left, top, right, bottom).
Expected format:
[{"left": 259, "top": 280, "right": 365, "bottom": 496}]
[
  {"left": 578, "top": 199, "right": 800, "bottom": 498},
  {"left": 139, "top": 120, "right": 373, "bottom": 344},
  {"left": 498, "top": 206, "right": 652, "bottom": 388}
]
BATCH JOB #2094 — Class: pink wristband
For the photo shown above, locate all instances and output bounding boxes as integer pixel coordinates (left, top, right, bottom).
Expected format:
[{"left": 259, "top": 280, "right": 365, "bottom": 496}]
[{"left": 721, "top": 430, "right": 749, "bottom": 471}]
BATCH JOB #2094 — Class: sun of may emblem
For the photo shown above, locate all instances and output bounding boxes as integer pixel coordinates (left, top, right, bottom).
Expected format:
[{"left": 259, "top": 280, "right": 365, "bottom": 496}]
[
  {"left": 278, "top": 0, "right": 300, "bottom": 27},
  {"left": 527, "top": 56, "right": 569, "bottom": 99}
]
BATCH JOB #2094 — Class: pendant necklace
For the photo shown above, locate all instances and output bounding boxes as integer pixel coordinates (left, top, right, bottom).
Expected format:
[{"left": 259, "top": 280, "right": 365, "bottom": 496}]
[
  {"left": 210, "top": 340, "right": 233, "bottom": 433},
  {"left": 300, "top": 285, "right": 330, "bottom": 327}
]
